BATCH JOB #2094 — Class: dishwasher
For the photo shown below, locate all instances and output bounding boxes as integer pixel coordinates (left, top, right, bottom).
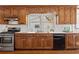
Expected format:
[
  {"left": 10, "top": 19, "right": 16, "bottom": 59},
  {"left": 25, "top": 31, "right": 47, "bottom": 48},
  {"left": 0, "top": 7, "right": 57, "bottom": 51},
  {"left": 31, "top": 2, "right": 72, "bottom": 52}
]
[{"left": 53, "top": 33, "right": 65, "bottom": 50}]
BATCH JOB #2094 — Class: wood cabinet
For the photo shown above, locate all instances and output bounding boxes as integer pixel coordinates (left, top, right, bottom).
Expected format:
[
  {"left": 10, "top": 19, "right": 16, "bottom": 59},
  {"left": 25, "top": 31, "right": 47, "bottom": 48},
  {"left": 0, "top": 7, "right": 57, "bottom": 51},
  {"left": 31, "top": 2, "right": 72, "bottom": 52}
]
[
  {"left": 15, "top": 33, "right": 53, "bottom": 49},
  {"left": 66, "top": 33, "right": 79, "bottom": 49},
  {"left": 15, "top": 33, "right": 79, "bottom": 50},
  {"left": 0, "top": 7, "right": 4, "bottom": 24},
  {"left": 3, "top": 7, "right": 26, "bottom": 24},
  {"left": 70, "top": 6, "right": 76, "bottom": 24},
  {"left": 65, "top": 34, "right": 76, "bottom": 49},
  {"left": 4, "top": 7, "right": 11, "bottom": 17},
  {"left": 0, "top": 6, "right": 76, "bottom": 24},
  {"left": 58, "top": 6, "right": 76, "bottom": 24},
  {"left": 64, "top": 7, "right": 71, "bottom": 24},
  {"left": 75, "top": 34, "right": 79, "bottom": 48},
  {"left": 42, "top": 36, "right": 53, "bottom": 48},
  {"left": 32, "top": 34, "right": 53, "bottom": 49},
  {"left": 18, "top": 7, "right": 26, "bottom": 24},
  {"left": 10, "top": 7, "right": 18, "bottom": 17},
  {"left": 4, "top": 7, "right": 18, "bottom": 17},
  {"left": 59, "top": 7, "right": 65, "bottom": 24},
  {"left": 15, "top": 37, "right": 24, "bottom": 49}
]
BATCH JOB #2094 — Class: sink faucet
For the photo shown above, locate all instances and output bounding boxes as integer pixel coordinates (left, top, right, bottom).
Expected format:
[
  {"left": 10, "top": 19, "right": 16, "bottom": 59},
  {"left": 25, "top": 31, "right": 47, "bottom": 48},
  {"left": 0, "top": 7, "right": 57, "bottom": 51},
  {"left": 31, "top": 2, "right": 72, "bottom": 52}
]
[{"left": 50, "top": 29, "right": 54, "bottom": 32}]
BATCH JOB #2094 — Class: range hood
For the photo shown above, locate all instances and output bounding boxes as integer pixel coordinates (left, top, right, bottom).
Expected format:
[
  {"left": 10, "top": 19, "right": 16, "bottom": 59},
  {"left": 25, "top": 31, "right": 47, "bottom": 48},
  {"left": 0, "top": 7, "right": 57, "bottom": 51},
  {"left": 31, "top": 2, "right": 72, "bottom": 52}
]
[
  {"left": 4, "top": 17, "right": 18, "bottom": 24},
  {"left": 4, "top": 17, "right": 18, "bottom": 21}
]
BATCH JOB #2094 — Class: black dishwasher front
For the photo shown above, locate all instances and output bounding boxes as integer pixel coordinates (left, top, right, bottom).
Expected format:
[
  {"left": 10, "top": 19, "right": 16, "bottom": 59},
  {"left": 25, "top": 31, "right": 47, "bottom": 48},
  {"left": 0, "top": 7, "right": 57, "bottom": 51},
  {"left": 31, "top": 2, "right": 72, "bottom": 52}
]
[{"left": 53, "top": 34, "right": 65, "bottom": 50}]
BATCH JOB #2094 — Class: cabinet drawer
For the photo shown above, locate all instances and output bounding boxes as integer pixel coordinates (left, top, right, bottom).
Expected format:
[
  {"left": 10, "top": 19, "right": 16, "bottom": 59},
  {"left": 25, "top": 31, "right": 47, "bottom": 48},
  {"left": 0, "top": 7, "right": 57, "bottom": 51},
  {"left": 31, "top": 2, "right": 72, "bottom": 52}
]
[
  {"left": 15, "top": 33, "right": 53, "bottom": 37},
  {"left": 15, "top": 34, "right": 34, "bottom": 37}
]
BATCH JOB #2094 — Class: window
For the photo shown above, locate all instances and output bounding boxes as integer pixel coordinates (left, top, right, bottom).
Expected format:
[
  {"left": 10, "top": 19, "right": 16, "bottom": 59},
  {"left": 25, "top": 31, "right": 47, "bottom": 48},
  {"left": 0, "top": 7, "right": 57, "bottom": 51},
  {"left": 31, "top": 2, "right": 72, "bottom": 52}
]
[
  {"left": 28, "top": 13, "right": 57, "bottom": 32},
  {"left": 76, "top": 6, "right": 79, "bottom": 28}
]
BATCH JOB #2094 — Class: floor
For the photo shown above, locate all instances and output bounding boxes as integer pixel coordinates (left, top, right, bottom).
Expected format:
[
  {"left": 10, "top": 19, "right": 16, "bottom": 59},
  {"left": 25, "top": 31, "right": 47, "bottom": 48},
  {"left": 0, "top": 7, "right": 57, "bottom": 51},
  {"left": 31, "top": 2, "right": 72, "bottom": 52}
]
[{"left": 0, "top": 50, "right": 79, "bottom": 54}]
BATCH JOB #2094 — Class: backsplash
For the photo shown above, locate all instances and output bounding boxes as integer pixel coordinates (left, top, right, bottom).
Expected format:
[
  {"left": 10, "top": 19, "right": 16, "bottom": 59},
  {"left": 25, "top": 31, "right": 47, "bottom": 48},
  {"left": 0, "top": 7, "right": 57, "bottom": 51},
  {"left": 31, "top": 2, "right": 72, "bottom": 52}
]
[
  {"left": 53, "top": 24, "right": 73, "bottom": 32},
  {"left": 0, "top": 24, "right": 77, "bottom": 32},
  {"left": 0, "top": 24, "right": 28, "bottom": 32}
]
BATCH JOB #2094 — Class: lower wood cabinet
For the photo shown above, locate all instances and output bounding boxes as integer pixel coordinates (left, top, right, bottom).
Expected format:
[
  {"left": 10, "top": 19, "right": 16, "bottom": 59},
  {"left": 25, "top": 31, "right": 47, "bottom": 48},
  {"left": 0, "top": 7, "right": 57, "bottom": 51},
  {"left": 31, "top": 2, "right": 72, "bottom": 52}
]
[
  {"left": 15, "top": 37, "right": 24, "bottom": 49},
  {"left": 75, "top": 34, "right": 79, "bottom": 48},
  {"left": 15, "top": 33, "right": 53, "bottom": 49},
  {"left": 15, "top": 33, "right": 79, "bottom": 50},
  {"left": 65, "top": 34, "right": 76, "bottom": 49}
]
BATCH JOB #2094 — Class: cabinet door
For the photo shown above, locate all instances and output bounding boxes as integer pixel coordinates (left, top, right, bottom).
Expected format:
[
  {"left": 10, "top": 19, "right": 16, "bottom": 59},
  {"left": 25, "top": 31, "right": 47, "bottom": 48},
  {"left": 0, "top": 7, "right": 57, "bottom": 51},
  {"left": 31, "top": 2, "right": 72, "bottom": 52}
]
[
  {"left": 70, "top": 6, "right": 76, "bottom": 24},
  {"left": 11, "top": 7, "right": 18, "bottom": 17},
  {"left": 15, "top": 37, "right": 24, "bottom": 49},
  {"left": 64, "top": 7, "right": 71, "bottom": 24},
  {"left": 59, "top": 7, "right": 65, "bottom": 24},
  {"left": 31, "top": 36, "right": 44, "bottom": 49},
  {"left": 4, "top": 7, "right": 11, "bottom": 17},
  {"left": 18, "top": 7, "right": 26, "bottom": 24},
  {"left": 76, "top": 34, "right": 79, "bottom": 48},
  {"left": 24, "top": 37, "right": 32, "bottom": 49},
  {"left": 66, "top": 34, "right": 75, "bottom": 49},
  {"left": 0, "top": 7, "right": 4, "bottom": 24},
  {"left": 43, "top": 36, "right": 53, "bottom": 49},
  {"left": 32, "top": 35, "right": 53, "bottom": 49},
  {"left": 31, "top": 36, "right": 40, "bottom": 49}
]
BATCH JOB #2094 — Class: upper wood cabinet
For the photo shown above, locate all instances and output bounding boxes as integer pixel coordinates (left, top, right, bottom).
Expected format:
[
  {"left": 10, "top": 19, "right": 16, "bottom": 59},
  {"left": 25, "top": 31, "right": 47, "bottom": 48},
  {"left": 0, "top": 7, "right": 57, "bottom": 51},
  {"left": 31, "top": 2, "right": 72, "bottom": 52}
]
[
  {"left": 0, "top": 7, "right": 4, "bottom": 24},
  {"left": 4, "top": 7, "right": 18, "bottom": 17},
  {"left": 3, "top": 7, "right": 26, "bottom": 24},
  {"left": 4, "top": 7, "right": 10, "bottom": 17},
  {"left": 59, "top": 7, "right": 65, "bottom": 24},
  {"left": 10, "top": 7, "right": 18, "bottom": 17},
  {"left": 0, "top": 6, "right": 76, "bottom": 24},
  {"left": 64, "top": 7, "right": 71, "bottom": 24},
  {"left": 70, "top": 6, "right": 76, "bottom": 24},
  {"left": 58, "top": 6, "right": 76, "bottom": 24},
  {"left": 18, "top": 7, "right": 26, "bottom": 24}
]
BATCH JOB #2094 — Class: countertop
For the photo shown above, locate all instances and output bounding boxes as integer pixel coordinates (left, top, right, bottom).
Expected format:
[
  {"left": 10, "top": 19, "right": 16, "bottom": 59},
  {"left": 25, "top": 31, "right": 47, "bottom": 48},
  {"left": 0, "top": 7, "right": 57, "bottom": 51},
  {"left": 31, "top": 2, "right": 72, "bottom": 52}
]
[{"left": 15, "top": 32, "right": 79, "bottom": 34}]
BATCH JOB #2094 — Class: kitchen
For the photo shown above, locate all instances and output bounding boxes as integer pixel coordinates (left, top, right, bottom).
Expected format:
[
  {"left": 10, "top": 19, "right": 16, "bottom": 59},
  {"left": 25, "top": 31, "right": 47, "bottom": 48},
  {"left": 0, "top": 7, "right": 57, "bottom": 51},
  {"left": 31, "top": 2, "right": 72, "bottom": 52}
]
[{"left": 0, "top": 5, "right": 79, "bottom": 54}]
